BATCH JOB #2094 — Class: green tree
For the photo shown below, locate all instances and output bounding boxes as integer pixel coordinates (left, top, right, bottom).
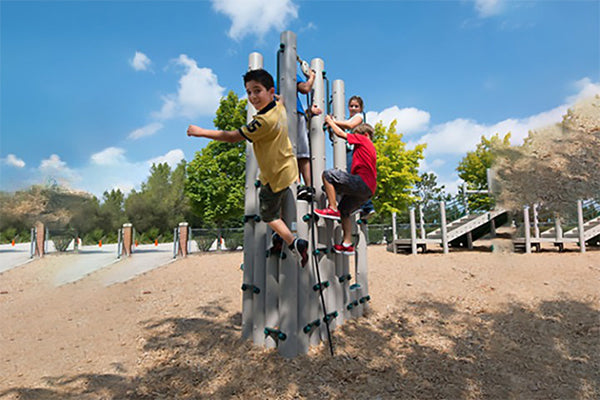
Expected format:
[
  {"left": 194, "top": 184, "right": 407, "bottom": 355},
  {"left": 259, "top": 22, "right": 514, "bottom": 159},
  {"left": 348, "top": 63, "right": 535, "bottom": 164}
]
[
  {"left": 456, "top": 133, "right": 511, "bottom": 210},
  {"left": 185, "top": 91, "right": 247, "bottom": 235},
  {"left": 125, "top": 162, "right": 189, "bottom": 237},
  {"left": 98, "top": 189, "right": 126, "bottom": 237},
  {"left": 413, "top": 172, "right": 450, "bottom": 218},
  {"left": 372, "top": 120, "right": 425, "bottom": 217}
]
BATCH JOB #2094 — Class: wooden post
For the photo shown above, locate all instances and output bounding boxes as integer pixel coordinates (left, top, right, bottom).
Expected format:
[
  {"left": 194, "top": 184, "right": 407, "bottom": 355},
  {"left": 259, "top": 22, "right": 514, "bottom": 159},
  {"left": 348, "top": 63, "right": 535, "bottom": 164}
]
[
  {"left": 178, "top": 222, "right": 189, "bottom": 257},
  {"left": 122, "top": 223, "right": 133, "bottom": 257},
  {"left": 34, "top": 221, "right": 45, "bottom": 257}
]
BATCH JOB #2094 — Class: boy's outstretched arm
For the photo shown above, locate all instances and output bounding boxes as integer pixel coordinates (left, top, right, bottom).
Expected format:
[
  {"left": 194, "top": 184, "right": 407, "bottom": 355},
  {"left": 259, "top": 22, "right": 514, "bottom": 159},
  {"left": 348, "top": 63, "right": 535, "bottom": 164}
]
[
  {"left": 324, "top": 115, "right": 348, "bottom": 140},
  {"left": 187, "top": 125, "right": 244, "bottom": 143}
]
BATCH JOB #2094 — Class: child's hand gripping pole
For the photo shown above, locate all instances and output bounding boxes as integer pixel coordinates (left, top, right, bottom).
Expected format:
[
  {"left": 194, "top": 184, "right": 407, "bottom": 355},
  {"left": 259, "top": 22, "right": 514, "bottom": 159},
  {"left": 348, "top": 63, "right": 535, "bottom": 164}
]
[{"left": 297, "top": 55, "right": 311, "bottom": 78}]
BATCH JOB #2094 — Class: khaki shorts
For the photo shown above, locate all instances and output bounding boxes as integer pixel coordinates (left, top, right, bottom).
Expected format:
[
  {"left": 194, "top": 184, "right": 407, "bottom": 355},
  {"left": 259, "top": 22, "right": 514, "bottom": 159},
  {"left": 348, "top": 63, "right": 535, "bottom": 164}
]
[{"left": 259, "top": 183, "right": 291, "bottom": 223}]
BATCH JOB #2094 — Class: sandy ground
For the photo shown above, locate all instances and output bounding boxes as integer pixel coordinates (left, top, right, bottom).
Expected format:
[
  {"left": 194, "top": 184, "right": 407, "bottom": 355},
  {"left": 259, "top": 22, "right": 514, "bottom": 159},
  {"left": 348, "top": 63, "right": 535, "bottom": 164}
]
[{"left": 0, "top": 241, "right": 598, "bottom": 399}]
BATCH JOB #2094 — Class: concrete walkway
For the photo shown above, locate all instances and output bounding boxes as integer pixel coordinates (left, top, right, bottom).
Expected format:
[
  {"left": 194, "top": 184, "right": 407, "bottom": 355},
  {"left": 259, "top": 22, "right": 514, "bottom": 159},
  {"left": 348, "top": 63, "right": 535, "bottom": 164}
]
[
  {"left": 0, "top": 243, "right": 33, "bottom": 274},
  {"left": 52, "top": 244, "right": 120, "bottom": 286},
  {"left": 93, "top": 243, "right": 176, "bottom": 286}
]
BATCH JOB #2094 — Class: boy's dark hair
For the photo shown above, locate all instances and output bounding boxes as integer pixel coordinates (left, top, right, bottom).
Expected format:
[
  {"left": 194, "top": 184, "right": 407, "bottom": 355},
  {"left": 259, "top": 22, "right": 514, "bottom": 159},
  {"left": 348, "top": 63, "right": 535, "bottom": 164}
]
[
  {"left": 353, "top": 123, "right": 374, "bottom": 140},
  {"left": 243, "top": 69, "right": 274, "bottom": 90},
  {"left": 348, "top": 95, "right": 364, "bottom": 111}
]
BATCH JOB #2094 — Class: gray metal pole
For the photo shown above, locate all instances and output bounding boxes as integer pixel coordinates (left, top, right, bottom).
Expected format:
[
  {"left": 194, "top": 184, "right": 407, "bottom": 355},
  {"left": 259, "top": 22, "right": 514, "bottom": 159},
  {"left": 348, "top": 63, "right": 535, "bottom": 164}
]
[
  {"left": 409, "top": 207, "right": 417, "bottom": 254},
  {"left": 356, "top": 218, "right": 368, "bottom": 300},
  {"left": 419, "top": 204, "right": 426, "bottom": 239},
  {"left": 392, "top": 212, "right": 398, "bottom": 241},
  {"left": 440, "top": 201, "right": 449, "bottom": 254},
  {"left": 533, "top": 203, "right": 540, "bottom": 239},
  {"left": 309, "top": 57, "right": 335, "bottom": 339},
  {"left": 296, "top": 199, "right": 311, "bottom": 353},
  {"left": 577, "top": 199, "right": 586, "bottom": 253},
  {"left": 242, "top": 52, "right": 263, "bottom": 342},
  {"left": 279, "top": 31, "right": 299, "bottom": 358},
  {"left": 524, "top": 206, "right": 531, "bottom": 254},
  {"left": 332, "top": 80, "right": 346, "bottom": 169},
  {"left": 332, "top": 78, "right": 347, "bottom": 327},
  {"left": 554, "top": 213, "right": 563, "bottom": 240},
  {"left": 264, "top": 229, "right": 279, "bottom": 349}
]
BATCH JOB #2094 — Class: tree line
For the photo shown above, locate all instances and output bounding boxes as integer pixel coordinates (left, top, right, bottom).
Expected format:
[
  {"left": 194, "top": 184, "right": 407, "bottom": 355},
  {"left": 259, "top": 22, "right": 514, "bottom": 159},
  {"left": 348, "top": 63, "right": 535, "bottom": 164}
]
[{"left": 3, "top": 91, "right": 595, "bottom": 244}]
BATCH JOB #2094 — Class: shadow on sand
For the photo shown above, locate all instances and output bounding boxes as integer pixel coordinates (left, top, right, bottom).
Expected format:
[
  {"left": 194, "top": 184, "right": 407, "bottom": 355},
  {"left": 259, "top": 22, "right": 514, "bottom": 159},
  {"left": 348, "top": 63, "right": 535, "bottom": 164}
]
[{"left": 2, "top": 298, "right": 598, "bottom": 399}]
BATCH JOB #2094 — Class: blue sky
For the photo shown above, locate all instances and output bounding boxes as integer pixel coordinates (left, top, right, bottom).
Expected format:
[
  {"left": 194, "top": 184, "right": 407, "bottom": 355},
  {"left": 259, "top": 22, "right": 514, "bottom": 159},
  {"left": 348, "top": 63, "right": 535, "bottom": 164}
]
[{"left": 1, "top": 0, "right": 599, "bottom": 198}]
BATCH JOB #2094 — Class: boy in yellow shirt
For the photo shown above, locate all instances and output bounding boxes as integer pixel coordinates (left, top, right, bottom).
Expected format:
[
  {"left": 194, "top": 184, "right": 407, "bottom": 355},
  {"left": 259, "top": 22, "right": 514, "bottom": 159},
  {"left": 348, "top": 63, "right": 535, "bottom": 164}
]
[{"left": 187, "top": 69, "right": 308, "bottom": 266}]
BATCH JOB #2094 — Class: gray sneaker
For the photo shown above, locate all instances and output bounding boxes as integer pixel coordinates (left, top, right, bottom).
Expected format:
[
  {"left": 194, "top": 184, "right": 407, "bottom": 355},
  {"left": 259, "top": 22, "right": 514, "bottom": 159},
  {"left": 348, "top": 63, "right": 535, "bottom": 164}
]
[{"left": 289, "top": 238, "right": 309, "bottom": 267}]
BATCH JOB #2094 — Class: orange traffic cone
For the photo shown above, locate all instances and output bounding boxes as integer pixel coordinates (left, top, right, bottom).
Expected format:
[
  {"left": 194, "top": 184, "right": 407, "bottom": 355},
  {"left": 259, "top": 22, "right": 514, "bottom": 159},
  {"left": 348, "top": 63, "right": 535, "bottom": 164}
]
[
  {"left": 11, "top": 239, "right": 15, "bottom": 246},
  {"left": 154, "top": 239, "right": 158, "bottom": 246},
  {"left": 135, "top": 240, "right": 138, "bottom": 247},
  {"left": 99, "top": 239, "right": 102, "bottom": 248}
]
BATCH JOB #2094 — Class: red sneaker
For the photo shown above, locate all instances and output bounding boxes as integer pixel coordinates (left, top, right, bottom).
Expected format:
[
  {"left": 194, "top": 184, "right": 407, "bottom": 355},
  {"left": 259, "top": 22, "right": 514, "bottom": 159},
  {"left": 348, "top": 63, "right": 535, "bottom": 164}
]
[
  {"left": 314, "top": 207, "right": 341, "bottom": 220},
  {"left": 333, "top": 243, "right": 355, "bottom": 255}
]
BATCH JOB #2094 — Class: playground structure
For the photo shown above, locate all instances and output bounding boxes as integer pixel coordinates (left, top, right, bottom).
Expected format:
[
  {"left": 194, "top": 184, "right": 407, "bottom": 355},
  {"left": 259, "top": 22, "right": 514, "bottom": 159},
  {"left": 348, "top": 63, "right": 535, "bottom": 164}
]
[
  {"left": 513, "top": 199, "right": 600, "bottom": 253},
  {"left": 388, "top": 170, "right": 508, "bottom": 255},
  {"left": 388, "top": 198, "right": 508, "bottom": 254},
  {"left": 239, "top": 31, "right": 370, "bottom": 358}
]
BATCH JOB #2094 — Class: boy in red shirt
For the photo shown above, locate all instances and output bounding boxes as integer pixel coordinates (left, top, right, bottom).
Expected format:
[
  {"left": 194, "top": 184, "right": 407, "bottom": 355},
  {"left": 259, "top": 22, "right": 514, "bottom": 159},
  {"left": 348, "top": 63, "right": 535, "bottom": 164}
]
[{"left": 315, "top": 116, "right": 377, "bottom": 255}]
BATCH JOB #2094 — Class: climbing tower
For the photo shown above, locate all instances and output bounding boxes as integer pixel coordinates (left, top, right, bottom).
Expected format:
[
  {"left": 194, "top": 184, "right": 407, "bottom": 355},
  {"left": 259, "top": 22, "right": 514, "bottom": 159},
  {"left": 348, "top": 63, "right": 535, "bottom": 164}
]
[{"left": 241, "top": 31, "right": 370, "bottom": 358}]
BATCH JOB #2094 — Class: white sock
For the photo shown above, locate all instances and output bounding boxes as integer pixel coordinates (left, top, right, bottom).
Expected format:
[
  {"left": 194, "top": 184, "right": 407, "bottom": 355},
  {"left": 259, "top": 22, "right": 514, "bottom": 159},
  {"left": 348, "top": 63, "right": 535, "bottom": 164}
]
[{"left": 342, "top": 242, "right": 352, "bottom": 247}]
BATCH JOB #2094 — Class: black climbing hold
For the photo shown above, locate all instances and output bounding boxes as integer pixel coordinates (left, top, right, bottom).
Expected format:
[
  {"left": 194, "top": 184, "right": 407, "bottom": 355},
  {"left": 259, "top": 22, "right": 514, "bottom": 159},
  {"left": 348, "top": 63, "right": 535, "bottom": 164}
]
[
  {"left": 312, "top": 281, "right": 330, "bottom": 291},
  {"left": 323, "top": 311, "right": 339, "bottom": 324},
  {"left": 264, "top": 327, "right": 287, "bottom": 341}
]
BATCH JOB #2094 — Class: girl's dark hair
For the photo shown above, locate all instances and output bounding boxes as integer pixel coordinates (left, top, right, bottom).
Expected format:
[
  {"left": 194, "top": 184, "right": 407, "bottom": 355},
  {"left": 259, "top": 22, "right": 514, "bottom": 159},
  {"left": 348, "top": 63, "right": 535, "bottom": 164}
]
[
  {"left": 348, "top": 95, "right": 364, "bottom": 111},
  {"left": 243, "top": 69, "right": 274, "bottom": 90}
]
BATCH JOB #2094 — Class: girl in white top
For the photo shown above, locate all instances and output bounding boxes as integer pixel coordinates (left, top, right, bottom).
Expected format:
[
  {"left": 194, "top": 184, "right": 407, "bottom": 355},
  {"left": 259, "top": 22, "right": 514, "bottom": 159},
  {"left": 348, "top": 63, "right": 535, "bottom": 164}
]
[{"left": 334, "top": 95, "right": 376, "bottom": 218}]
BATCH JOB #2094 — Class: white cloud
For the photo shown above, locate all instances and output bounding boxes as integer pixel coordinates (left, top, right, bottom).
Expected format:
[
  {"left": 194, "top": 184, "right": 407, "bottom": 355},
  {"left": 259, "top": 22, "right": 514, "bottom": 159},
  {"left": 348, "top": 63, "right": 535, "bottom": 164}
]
[
  {"left": 410, "top": 77, "right": 599, "bottom": 156},
  {"left": 2, "top": 154, "right": 25, "bottom": 168},
  {"left": 130, "top": 51, "right": 151, "bottom": 71},
  {"left": 153, "top": 55, "right": 225, "bottom": 120},
  {"left": 91, "top": 147, "right": 126, "bottom": 165},
  {"left": 211, "top": 0, "right": 298, "bottom": 40},
  {"left": 366, "top": 106, "right": 430, "bottom": 135},
  {"left": 128, "top": 122, "right": 164, "bottom": 140},
  {"left": 474, "top": 0, "right": 504, "bottom": 18},
  {"left": 147, "top": 149, "right": 185, "bottom": 168},
  {"left": 78, "top": 149, "right": 187, "bottom": 197}
]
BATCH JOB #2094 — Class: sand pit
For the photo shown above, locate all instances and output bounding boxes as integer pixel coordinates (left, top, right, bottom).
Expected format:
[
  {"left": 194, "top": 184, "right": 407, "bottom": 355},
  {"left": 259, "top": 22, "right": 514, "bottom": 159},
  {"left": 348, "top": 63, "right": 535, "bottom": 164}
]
[{"left": 0, "top": 245, "right": 598, "bottom": 399}]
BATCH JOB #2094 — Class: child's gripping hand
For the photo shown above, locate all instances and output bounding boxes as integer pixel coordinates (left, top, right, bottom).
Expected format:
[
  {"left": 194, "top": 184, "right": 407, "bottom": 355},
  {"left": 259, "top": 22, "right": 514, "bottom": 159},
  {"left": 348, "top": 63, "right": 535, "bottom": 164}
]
[{"left": 310, "top": 104, "right": 322, "bottom": 116}]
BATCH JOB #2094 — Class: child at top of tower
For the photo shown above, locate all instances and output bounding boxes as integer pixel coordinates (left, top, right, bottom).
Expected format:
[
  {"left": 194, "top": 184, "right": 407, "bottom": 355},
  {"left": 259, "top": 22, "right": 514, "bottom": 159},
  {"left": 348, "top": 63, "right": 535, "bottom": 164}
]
[
  {"left": 315, "top": 117, "right": 377, "bottom": 255},
  {"left": 187, "top": 68, "right": 309, "bottom": 267},
  {"left": 295, "top": 67, "right": 316, "bottom": 200}
]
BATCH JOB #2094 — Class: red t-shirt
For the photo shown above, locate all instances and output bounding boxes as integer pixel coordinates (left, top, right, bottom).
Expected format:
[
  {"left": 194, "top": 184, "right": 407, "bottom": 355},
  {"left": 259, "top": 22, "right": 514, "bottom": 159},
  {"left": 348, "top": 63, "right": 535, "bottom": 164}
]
[{"left": 348, "top": 133, "right": 377, "bottom": 194}]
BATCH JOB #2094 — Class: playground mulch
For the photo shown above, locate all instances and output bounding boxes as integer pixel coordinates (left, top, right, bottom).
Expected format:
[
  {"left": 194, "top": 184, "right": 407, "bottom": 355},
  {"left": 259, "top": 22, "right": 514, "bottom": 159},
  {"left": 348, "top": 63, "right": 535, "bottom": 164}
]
[{"left": 1, "top": 243, "right": 599, "bottom": 399}]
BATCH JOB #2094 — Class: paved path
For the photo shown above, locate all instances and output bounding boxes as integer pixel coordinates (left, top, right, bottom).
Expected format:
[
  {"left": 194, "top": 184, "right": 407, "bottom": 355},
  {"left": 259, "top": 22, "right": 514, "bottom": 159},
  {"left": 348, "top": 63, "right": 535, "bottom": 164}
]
[
  {"left": 0, "top": 243, "right": 33, "bottom": 274},
  {"left": 93, "top": 243, "right": 176, "bottom": 286},
  {"left": 52, "top": 244, "right": 120, "bottom": 286}
]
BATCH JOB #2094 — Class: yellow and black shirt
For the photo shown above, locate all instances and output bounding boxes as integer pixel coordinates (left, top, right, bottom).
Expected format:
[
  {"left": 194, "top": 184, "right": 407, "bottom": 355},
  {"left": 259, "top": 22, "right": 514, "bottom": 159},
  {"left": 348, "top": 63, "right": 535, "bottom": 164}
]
[{"left": 238, "top": 101, "right": 298, "bottom": 193}]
